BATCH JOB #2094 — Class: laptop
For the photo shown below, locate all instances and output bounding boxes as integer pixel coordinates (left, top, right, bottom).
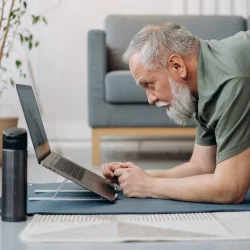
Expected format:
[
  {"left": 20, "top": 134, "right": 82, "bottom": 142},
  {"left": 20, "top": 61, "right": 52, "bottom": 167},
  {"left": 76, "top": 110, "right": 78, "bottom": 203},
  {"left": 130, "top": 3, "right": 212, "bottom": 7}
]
[{"left": 16, "top": 84, "right": 117, "bottom": 202}]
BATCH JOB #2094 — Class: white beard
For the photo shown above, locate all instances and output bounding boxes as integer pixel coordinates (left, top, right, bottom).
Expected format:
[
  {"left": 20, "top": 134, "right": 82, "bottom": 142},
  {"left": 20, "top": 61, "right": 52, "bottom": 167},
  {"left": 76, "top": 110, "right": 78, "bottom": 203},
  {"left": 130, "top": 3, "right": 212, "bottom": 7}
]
[{"left": 156, "top": 76, "right": 196, "bottom": 126}]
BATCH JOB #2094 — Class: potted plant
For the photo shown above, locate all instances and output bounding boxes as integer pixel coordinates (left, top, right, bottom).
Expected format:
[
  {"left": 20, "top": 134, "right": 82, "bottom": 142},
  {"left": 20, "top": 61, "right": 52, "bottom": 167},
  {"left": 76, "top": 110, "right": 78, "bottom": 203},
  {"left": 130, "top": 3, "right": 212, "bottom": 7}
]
[{"left": 0, "top": 0, "right": 47, "bottom": 164}]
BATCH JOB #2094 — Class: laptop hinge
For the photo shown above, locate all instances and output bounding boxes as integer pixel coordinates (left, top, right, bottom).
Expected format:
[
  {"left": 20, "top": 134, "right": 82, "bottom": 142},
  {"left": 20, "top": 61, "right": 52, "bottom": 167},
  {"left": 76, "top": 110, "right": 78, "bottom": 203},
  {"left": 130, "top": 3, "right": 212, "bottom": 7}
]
[{"left": 38, "top": 150, "right": 51, "bottom": 163}]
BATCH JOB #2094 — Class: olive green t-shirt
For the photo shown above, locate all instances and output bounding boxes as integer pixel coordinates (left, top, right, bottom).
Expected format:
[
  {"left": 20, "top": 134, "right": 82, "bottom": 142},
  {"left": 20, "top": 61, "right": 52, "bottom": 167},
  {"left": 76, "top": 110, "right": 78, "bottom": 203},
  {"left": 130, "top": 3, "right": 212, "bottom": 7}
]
[{"left": 196, "top": 31, "right": 250, "bottom": 163}]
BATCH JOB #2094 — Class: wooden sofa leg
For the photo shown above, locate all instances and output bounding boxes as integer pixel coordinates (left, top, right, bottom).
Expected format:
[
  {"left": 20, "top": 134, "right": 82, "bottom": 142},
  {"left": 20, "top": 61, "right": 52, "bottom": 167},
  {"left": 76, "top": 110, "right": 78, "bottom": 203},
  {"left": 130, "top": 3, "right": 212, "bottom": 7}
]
[{"left": 92, "top": 129, "right": 100, "bottom": 166}]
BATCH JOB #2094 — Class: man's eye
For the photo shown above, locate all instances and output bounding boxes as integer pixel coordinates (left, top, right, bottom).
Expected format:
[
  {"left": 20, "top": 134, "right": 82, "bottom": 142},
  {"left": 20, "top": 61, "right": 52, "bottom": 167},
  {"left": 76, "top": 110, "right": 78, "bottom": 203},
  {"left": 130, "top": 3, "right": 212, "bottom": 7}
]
[{"left": 140, "top": 82, "right": 153, "bottom": 88}]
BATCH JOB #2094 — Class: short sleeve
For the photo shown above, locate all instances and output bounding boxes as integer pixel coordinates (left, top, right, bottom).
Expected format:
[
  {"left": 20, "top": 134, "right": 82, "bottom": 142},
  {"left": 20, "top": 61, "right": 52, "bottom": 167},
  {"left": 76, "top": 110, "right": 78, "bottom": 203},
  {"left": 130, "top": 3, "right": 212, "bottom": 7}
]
[
  {"left": 215, "top": 78, "right": 250, "bottom": 163},
  {"left": 195, "top": 123, "right": 216, "bottom": 146}
]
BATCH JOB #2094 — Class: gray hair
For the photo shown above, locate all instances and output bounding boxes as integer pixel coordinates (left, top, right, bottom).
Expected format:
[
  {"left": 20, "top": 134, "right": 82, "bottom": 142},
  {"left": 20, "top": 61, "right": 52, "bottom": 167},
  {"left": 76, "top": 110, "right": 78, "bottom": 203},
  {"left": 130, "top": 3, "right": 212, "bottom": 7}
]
[{"left": 122, "top": 22, "right": 199, "bottom": 70}]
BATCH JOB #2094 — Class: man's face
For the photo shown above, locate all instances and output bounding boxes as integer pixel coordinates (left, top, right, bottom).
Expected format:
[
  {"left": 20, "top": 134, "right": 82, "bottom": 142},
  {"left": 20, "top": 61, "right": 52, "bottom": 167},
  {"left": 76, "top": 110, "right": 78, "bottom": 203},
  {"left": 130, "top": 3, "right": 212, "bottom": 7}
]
[{"left": 129, "top": 53, "right": 196, "bottom": 126}]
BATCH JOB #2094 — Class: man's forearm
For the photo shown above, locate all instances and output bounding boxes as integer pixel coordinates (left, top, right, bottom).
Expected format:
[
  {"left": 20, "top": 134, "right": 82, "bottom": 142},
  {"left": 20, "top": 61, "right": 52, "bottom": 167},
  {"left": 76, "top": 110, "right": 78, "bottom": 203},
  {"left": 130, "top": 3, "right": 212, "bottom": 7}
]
[
  {"left": 149, "top": 161, "right": 207, "bottom": 178},
  {"left": 150, "top": 174, "right": 228, "bottom": 203}
]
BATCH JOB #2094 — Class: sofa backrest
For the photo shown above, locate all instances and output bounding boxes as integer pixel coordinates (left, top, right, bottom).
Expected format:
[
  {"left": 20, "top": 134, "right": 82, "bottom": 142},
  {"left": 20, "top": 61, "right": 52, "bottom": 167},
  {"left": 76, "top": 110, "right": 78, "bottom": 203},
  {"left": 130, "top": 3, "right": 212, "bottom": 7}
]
[{"left": 105, "top": 15, "right": 246, "bottom": 71}]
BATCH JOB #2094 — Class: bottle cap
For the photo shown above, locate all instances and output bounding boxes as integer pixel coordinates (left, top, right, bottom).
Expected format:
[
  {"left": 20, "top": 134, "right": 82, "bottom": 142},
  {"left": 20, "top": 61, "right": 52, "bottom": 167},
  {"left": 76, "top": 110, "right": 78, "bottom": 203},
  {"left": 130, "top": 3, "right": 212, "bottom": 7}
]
[{"left": 3, "top": 128, "right": 27, "bottom": 150}]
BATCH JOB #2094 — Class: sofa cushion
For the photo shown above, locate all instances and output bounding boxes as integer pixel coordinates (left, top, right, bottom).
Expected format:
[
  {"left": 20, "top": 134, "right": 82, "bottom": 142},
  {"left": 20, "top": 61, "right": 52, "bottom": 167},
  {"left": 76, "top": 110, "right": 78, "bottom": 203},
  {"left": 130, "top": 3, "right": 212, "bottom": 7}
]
[
  {"left": 105, "top": 15, "right": 246, "bottom": 71},
  {"left": 105, "top": 71, "right": 148, "bottom": 103}
]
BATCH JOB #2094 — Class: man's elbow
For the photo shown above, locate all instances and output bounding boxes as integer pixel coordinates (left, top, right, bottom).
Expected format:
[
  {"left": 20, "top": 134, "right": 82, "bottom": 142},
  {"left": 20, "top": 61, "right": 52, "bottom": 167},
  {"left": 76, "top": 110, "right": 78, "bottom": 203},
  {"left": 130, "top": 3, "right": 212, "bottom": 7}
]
[
  {"left": 213, "top": 182, "right": 246, "bottom": 204},
  {"left": 222, "top": 190, "right": 245, "bottom": 204}
]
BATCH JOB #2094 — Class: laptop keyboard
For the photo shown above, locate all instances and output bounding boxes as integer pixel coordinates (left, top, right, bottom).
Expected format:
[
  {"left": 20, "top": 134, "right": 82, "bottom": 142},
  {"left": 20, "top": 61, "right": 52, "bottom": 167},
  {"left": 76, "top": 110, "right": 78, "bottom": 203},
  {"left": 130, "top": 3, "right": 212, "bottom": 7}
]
[{"left": 52, "top": 157, "right": 86, "bottom": 182}]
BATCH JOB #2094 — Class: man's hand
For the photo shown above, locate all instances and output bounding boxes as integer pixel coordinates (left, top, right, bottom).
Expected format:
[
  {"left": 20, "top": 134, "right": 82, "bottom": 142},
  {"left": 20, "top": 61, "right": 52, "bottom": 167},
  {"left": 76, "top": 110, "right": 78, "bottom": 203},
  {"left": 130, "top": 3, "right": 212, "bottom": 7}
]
[
  {"left": 101, "top": 162, "right": 126, "bottom": 183},
  {"left": 113, "top": 162, "right": 156, "bottom": 198}
]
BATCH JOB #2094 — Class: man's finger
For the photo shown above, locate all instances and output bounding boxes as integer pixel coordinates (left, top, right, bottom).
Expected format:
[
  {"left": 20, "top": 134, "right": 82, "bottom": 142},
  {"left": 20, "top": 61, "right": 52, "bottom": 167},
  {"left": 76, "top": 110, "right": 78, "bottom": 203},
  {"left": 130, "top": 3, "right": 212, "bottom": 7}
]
[
  {"left": 119, "top": 162, "right": 135, "bottom": 168},
  {"left": 101, "top": 165, "right": 115, "bottom": 183},
  {"left": 118, "top": 176, "right": 122, "bottom": 184},
  {"left": 102, "top": 164, "right": 113, "bottom": 176},
  {"left": 106, "top": 162, "right": 123, "bottom": 167},
  {"left": 114, "top": 168, "right": 128, "bottom": 177},
  {"left": 110, "top": 164, "right": 123, "bottom": 172},
  {"left": 102, "top": 162, "right": 122, "bottom": 171},
  {"left": 106, "top": 165, "right": 114, "bottom": 177}
]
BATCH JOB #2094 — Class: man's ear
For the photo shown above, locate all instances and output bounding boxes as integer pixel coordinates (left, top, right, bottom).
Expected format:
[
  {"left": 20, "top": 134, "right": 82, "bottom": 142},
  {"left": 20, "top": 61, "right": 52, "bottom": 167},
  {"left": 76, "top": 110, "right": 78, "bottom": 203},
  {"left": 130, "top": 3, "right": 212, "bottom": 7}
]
[{"left": 167, "top": 54, "right": 187, "bottom": 79}]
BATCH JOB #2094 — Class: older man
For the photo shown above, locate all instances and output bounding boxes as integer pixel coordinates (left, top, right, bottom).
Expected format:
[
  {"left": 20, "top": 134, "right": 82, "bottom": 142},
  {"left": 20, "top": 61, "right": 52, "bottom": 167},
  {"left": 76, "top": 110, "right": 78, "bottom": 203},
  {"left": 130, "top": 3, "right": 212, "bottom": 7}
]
[{"left": 101, "top": 23, "right": 250, "bottom": 204}]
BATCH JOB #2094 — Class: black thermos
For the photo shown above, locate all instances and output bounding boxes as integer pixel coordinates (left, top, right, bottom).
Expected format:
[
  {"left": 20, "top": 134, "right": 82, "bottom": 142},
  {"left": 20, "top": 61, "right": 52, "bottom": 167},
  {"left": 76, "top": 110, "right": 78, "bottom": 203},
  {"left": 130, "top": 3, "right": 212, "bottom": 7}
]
[{"left": 1, "top": 128, "right": 27, "bottom": 222}]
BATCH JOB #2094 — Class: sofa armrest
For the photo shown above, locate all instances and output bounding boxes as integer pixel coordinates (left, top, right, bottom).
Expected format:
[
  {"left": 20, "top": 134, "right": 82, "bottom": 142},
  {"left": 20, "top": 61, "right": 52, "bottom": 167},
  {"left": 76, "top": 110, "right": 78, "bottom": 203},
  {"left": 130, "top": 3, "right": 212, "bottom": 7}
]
[{"left": 88, "top": 30, "right": 107, "bottom": 126}]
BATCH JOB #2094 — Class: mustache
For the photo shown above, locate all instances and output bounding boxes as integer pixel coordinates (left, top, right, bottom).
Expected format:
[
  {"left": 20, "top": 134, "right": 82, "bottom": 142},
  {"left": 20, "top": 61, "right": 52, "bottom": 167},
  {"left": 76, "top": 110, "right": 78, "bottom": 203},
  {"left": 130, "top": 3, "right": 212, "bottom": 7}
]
[{"left": 155, "top": 101, "right": 169, "bottom": 107}]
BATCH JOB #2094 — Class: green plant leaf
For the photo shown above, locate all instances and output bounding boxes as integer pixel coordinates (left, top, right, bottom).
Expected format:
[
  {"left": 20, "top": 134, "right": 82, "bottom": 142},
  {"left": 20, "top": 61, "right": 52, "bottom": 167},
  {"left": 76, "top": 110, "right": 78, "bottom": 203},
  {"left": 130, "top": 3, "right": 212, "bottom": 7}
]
[
  {"left": 42, "top": 17, "right": 48, "bottom": 25},
  {"left": 35, "top": 41, "right": 39, "bottom": 47},
  {"left": 11, "top": 8, "right": 21, "bottom": 14},
  {"left": 10, "top": 12, "right": 17, "bottom": 20},
  {"left": 31, "top": 15, "right": 35, "bottom": 24},
  {"left": 10, "top": 78, "right": 15, "bottom": 86},
  {"left": 32, "top": 15, "right": 40, "bottom": 25},
  {"left": 23, "top": 2, "right": 27, "bottom": 9},
  {"left": 13, "top": 20, "right": 21, "bottom": 25},
  {"left": 15, "top": 60, "right": 22, "bottom": 69},
  {"left": 29, "top": 41, "right": 33, "bottom": 49},
  {"left": 19, "top": 34, "right": 24, "bottom": 43}
]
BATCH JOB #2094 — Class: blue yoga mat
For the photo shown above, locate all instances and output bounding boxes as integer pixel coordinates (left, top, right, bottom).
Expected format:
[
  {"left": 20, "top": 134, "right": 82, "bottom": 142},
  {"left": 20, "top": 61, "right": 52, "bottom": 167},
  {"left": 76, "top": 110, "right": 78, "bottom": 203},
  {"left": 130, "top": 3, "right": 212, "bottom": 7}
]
[
  {"left": 1, "top": 183, "right": 249, "bottom": 215},
  {"left": 22, "top": 183, "right": 250, "bottom": 215}
]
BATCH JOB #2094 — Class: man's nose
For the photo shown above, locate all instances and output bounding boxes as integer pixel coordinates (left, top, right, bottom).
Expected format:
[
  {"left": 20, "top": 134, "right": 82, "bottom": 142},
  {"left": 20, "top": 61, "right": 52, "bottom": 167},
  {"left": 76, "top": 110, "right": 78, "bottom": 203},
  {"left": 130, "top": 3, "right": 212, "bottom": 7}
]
[{"left": 146, "top": 90, "right": 157, "bottom": 105}]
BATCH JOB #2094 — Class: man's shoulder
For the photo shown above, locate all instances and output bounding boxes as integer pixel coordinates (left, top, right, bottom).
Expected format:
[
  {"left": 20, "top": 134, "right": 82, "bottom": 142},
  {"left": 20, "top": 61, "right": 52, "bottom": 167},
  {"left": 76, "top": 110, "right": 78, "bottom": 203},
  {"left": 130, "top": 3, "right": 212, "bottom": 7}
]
[
  {"left": 201, "top": 30, "right": 250, "bottom": 54},
  {"left": 206, "top": 30, "right": 250, "bottom": 46},
  {"left": 198, "top": 31, "right": 250, "bottom": 85},
  {"left": 217, "top": 77, "right": 249, "bottom": 103},
  {"left": 198, "top": 77, "right": 249, "bottom": 127}
]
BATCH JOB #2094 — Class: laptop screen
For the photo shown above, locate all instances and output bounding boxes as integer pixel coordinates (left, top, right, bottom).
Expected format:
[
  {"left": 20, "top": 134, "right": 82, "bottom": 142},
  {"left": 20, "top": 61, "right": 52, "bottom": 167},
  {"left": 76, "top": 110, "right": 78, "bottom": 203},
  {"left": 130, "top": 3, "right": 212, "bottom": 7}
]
[{"left": 16, "top": 84, "right": 51, "bottom": 163}]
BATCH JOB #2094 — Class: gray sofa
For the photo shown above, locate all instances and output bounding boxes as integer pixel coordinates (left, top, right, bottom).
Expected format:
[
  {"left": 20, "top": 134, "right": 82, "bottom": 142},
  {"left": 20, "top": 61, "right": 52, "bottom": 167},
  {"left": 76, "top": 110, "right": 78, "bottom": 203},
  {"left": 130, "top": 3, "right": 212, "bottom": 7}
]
[{"left": 88, "top": 15, "right": 248, "bottom": 165}]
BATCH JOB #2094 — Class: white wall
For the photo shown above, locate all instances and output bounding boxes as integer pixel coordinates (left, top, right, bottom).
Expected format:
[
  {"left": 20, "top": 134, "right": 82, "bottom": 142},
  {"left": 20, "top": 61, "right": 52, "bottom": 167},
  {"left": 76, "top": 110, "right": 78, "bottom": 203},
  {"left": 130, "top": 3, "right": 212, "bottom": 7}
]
[{"left": 3, "top": 0, "right": 250, "bottom": 141}]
